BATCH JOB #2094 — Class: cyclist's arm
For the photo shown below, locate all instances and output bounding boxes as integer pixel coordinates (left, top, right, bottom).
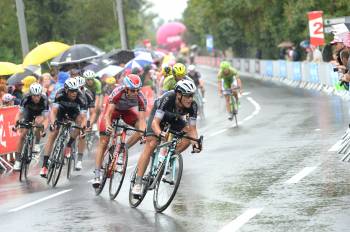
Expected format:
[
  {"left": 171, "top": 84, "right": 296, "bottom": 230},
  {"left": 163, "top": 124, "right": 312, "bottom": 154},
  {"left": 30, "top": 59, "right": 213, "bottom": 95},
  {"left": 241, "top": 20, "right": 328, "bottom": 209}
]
[
  {"left": 14, "top": 109, "right": 23, "bottom": 124},
  {"left": 50, "top": 105, "right": 58, "bottom": 124},
  {"left": 187, "top": 125, "right": 198, "bottom": 145},
  {"left": 138, "top": 111, "right": 147, "bottom": 132},
  {"left": 151, "top": 116, "right": 162, "bottom": 137},
  {"left": 88, "top": 107, "right": 97, "bottom": 126},
  {"left": 104, "top": 103, "right": 115, "bottom": 129}
]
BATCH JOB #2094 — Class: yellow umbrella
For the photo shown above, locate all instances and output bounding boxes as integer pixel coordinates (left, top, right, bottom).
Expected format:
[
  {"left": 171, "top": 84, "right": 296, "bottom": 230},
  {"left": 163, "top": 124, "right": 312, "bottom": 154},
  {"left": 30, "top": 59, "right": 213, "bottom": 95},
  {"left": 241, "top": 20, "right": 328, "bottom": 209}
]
[
  {"left": 23, "top": 41, "right": 70, "bottom": 66},
  {"left": 0, "top": 62, "right": 24, "bottom": 76}
]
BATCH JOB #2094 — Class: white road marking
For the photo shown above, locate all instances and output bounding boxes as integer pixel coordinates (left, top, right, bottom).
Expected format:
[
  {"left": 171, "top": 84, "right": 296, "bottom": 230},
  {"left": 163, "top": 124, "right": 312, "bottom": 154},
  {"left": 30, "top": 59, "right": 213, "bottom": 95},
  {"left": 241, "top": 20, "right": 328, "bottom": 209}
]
[
  {"left": 241, "top": 92, "right": 251, "bottom": 96},
  {"left": 314, "top": 128, "right": 321, "bottom": 131},
  {"left": 328, "top": 140, "right": 343, "bottom": 152},
  {"left": 218, "top": 208, "right": 263, "bottom": 232},
  {"left": 8, "top": 189, "right": 72, "bottom": 212},
  {"left": 285, "top": 166, "right": 317, "bottom": 184},
  {"left": 208, "top": 97, "right": 261, "bottom": 137}
]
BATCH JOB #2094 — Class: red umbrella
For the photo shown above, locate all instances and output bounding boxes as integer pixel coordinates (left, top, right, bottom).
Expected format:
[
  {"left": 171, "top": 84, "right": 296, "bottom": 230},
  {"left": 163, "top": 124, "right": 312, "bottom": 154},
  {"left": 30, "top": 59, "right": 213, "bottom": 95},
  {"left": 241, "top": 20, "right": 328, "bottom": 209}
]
[{"left": 156, "top": 22, "right": 186, "bottom": 50}]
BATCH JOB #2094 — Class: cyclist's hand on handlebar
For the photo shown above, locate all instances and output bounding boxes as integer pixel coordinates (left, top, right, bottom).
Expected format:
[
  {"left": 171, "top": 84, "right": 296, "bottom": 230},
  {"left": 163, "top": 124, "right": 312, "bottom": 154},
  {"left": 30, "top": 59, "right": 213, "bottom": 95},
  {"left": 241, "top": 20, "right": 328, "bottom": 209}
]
[
  {"left": 192, "top": 143, "right": 202, "bottom": 153},
  {"left": 158, "top": 131, "right": 168, "bottom": 141},
  {"left": 49, "top": 124, "right": 56, "bottom": 132},
  {"left": 106, "top": 125, "right": 113, "bottom": 134}
]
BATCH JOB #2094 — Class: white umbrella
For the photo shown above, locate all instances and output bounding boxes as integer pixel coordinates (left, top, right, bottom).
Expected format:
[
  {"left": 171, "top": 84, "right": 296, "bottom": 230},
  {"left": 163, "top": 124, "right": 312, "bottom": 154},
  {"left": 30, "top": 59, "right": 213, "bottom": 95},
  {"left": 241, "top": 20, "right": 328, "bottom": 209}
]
[{"left": 96, "top": 65, "right": 123, "bottom": 77}]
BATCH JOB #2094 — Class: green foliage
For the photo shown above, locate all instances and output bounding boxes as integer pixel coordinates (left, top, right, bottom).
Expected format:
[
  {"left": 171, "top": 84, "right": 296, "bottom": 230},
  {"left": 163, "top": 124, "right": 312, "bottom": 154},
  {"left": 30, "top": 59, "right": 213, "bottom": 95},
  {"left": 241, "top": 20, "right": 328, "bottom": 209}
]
[
  {"left": 0, "top": 0, "right": 155, "bottom": 63},
  {"left": 183, "top": 0, "right": 350, "bottom": 58}
]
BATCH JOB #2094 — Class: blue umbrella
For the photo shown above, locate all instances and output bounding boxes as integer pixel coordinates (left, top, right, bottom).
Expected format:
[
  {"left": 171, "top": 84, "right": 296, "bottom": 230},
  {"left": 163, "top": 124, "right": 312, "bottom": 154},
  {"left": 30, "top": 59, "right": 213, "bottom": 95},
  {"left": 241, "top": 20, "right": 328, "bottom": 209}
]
[{"left": 125, "top": 52, "right": 153, "bottom": 69}]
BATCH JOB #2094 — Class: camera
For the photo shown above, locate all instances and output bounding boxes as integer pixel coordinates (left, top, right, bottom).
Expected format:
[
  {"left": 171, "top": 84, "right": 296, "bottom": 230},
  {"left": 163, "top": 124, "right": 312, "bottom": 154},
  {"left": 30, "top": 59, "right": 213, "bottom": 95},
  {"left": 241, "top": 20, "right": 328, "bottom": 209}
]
[{"left": 333, "top": 68, "right": 339, "bottom": 72}]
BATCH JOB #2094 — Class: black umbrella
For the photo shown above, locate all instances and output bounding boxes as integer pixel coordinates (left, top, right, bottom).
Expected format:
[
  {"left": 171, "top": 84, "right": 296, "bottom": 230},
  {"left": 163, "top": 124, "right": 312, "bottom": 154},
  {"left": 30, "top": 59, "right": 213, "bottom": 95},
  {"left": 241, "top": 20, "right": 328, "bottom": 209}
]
[
  {"left": 7, "top": 65, "right": 41, "bottom": 85},
  {"left": 103, "top": 49, "right": 135, "bottom": 65},
  {"left": 50, "top": 44, "right": 105, "bottom": 66}
]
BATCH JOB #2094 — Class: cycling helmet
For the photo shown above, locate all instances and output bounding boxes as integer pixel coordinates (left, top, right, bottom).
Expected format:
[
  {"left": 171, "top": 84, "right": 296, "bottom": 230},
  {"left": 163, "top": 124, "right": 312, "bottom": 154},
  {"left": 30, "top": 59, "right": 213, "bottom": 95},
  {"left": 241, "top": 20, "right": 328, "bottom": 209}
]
[
  {"left": 2, "top": 93, "right": 15, "bottom": 103},
  {"left": 123, "top": 74, "right": 142, "bottom": 89},
  {"left": 76, "top": 76, "right": 86, "bottom": 87},
  {"left": 220, "top": 61, "right": 231, "bottom": 70},
  {"left": 175, "top": 79, "right": 197, "bottom": 95},
  {"left": 83, "top": 70, "right": 96, "bottom": 80},
  {"left": 172, "top": 63, "right": 186, "bottom": 78},
  {"left": 29, "top": 83, "right": 43, "bottom": 95},
  {"left": 64, "top": 78, "right": 79, "bottom": 90},
  {"left": 188, "top": 64, "right": 196, "bottom": 72}
]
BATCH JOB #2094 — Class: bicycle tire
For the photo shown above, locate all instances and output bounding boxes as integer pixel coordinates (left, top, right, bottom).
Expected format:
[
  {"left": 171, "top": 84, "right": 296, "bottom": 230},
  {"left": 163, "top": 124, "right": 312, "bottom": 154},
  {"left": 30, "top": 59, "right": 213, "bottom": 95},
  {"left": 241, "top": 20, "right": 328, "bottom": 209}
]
[
  {"left": 109, "top": 146, "right": 128, "bottom": 200},
  {"left": 95, "top": 149, "right": 112, "bottom": 196},
  {"left": 129, "top": 167, "right": 149, "bottom": 208},
  {"left": 51, "top": 142, "right": 64, "bottom": 187},
  {"left": 66, "top": 155, "right": 74, "bottom": 180},
  {"left": 153, "top": 154, "right": 183, "bottom": 213},
  {"left": 19, "top": 140, "right": 29, "bottom": 182}
]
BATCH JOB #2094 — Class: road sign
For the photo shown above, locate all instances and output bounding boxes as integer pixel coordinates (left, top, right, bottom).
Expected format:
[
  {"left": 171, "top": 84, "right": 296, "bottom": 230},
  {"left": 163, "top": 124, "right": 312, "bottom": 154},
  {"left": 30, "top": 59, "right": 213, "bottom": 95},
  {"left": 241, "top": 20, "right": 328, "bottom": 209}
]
[
  {"left": 308, "top": 11, "right": 325, "bottom": 46},
  {"left": 206, "top": 35, "right": 214, "bottom": 53}
]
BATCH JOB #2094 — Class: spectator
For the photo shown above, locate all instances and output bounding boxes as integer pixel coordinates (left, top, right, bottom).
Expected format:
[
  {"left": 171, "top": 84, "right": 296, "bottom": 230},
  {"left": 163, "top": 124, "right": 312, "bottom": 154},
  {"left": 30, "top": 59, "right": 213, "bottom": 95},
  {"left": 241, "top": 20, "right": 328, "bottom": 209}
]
[
  {"left": 21, "top": 76, "right": 37, "bottom": 94},
  {"left": 9, "top": 81, "right": 24, "bottom": 105},
  {"left": 311, "top": 45, "right": 323, "bottom": 62},
  {"left": 331, "top": 35, "right": 345, "bottom": 65},
  {"left": 0, "top": 84, "right": 7, "bottom": 105},
  {"left": 1, "top": 93, "right": 15, "bottom": 107},
  {"left": 49, "top": 71, "right": 69, "bottom": 101},
  {"left": 40, "top": 73, "right": 53, "bottom": 96}
]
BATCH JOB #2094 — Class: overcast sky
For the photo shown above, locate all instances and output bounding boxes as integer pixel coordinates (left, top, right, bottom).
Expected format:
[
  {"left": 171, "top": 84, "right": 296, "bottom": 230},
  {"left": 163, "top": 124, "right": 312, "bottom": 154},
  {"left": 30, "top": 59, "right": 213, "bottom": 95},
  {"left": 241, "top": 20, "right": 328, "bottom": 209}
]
[{"left": 148, "top": 0, "right": 188, "bottom": 23}]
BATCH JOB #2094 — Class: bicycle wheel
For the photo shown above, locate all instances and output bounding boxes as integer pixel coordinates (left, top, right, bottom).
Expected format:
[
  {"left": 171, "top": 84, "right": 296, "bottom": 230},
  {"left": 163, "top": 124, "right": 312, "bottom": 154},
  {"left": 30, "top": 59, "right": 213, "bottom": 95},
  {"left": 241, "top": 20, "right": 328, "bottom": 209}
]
[
  {"left": 153, "top": 154, "right": 183, "bottom": 213},
  {"left": 95, "top": 148, "right": 112, "bottom": 196},
  {"left": 129, "top": 167, "right": 149, "bottom": 208},
  {"left": 51, "top": 143, "right": 64, "bottom": 187},
  {"left": 19, "top": 141, "right": 29, "bottom": 182},
  {"left": 66, "top": 155, "right": 75, "bottom": 180},
  {"left": 109, "top": 145, "right": 128, "bottom": 200}
]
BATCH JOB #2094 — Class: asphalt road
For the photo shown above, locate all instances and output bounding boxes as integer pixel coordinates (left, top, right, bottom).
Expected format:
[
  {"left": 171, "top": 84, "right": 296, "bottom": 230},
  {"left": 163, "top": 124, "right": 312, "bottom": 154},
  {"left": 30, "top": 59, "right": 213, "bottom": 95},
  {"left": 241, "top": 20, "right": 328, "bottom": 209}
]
[{"left": 1, "top": 66, "right": 350, "bottom": 232}]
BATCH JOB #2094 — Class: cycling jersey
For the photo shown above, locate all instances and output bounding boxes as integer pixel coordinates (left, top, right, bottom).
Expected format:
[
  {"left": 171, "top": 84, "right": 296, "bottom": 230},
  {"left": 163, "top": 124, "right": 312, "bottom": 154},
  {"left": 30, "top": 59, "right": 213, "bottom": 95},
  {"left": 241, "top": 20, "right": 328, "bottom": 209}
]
[
  {"left": 53, "top": 88, "right": 87, "bottom": 121},
  {"left": 86, "top": 78, "right": 102, "bottom": 96},
  {"left": 20, "top": 94, "right": 49, "bottom": 122},
  {"left": 109, "top": 85, "right": 147, "bottom": 111},
  {"left": 162, "top": 75, "right": 194, "bottom": 91},
  {"left": 217, "top": 67, "right": 238, "bottom": 89},
  {"left": 146, "top": 90, "right": 198, "bottom": 136},
  {"left": 187, "top": 71, "right": 201, "bottom": 87},
  {"left": 99, "top": 86, "right": 147, "bottom": 134},
  {"left": 81, "top": 87, "right": 95, "bottom": 108}
]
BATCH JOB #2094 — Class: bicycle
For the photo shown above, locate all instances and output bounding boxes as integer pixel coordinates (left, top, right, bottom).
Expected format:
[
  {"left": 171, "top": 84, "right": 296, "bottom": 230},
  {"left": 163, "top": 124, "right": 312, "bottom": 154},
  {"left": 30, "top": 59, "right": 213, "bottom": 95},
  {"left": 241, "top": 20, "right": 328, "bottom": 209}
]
[
  {"left": 14, "top": 120, "right": 43, "bottom": 182},
  {"left": 95, "top": 118, "right": 145, "bottom": 200},
  {"left": 46, "top": 120, "right": 82, "bottom": 187},
  {"left": 129, "top": 129, "right": 203, "bottom": 213}
]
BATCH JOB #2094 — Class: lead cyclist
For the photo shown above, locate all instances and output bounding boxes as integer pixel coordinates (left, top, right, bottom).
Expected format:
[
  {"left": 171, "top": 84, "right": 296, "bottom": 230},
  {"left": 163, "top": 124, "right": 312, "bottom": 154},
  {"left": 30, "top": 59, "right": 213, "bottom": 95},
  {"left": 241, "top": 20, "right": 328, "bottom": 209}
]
[{"left": 217, "top": 61, "right": 242, "bottom": 120}]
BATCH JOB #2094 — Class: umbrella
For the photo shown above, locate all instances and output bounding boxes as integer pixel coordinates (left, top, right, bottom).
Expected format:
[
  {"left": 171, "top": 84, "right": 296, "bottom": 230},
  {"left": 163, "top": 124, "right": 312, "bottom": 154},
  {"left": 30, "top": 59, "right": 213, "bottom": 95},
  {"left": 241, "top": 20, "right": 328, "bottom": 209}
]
[
  {"left": 277, "top": 41, "right": 294, "bottom": 48},
  {"left": 0, "top": 62, "right": 24, "bottom": 76},
  {"left": 96, "top": 65, "right": 123, "bottom": 77},
  {"left": 50, "top": 44, "right": 105, "bottom": 66},
  {"left": 83, "top": 58, "right": 116, "bottom": 73},
  {"left": 23, "top": 41, "right": 70, "bottom": 66},
  {"left": 103, "top": 49, "right": 135, "bottom": 65},
  {"left": 125, "top": 52, "right": 153, "bottom": 69},
  {"left": 7, "top": 65, "right": 41, "bottom": 85},
  {"left": 133, "top": 48, "right": 158, "bottom": 59}
]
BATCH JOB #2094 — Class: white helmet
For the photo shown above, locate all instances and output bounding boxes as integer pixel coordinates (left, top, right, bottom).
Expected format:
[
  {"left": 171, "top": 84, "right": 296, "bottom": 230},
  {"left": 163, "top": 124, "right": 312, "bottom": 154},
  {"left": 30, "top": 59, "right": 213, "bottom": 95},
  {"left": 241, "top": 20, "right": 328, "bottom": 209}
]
[
  {"left": 29, "top": 83, "right": 43, "bottom": 95},
  {"left": 83, "top": 70, "right": 96, "bottom": 79},
  {"left": 64, "top": 78, "right": 79, "bottom": 90},
  {"left": 76, "top": 76, "right": 86, "bottom": 87},
  {"left": 175, "top": 79, "right": 197, "bottom": 95},
  {"left": 2, "top": 93, "right": 15, "bottom": 102},
  {"left": 188, "top": 64, "right": 196, "bottom": 72}
]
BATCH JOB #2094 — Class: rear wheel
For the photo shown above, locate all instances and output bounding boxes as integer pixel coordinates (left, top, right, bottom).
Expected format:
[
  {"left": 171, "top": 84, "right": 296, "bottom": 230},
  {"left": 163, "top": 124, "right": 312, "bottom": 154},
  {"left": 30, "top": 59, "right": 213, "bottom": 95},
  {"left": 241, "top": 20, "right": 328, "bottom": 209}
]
[
  {"left": 109, "top": 145, "right": 128, "bottom": 200},
  {"left": 129, "top": 167, "right": 149, "bottom": 208},
  {"left": 153, "top": 154, "right": 183, "bottom": 213},
  {"left": 95, "top": 149, "right": 112, "bottom": 196},
  {"left": 66, "top": 155, "right": 75, "bottom": 180}
]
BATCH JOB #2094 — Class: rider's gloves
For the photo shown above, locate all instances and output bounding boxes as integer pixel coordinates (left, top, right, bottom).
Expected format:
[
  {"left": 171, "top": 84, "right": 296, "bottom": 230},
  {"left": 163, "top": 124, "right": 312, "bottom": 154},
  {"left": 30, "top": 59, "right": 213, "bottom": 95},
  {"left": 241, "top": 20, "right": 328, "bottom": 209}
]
[
  {"left": 192, "top": 143, "right": 202, "bottom": 153},
  {"left": 106, "top": 125, "right": 113, "bottom": 134}
]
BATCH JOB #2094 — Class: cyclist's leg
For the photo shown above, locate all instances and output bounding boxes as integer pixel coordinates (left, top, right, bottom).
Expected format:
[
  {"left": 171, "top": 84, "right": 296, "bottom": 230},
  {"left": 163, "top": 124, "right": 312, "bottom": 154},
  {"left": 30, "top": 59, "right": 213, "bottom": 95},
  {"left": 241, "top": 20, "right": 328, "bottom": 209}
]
[
  {"left": 76, "top": 114, "right": 88, "bottom": 170},
  {"left": 224, "top": 94, "right": 231, "bottom": 113},
  {"left": 33, "top": 116, "right": 45, "bottom": 153},
  {"left": 123, "top": 109, "right": 142, "bottom": 148}
]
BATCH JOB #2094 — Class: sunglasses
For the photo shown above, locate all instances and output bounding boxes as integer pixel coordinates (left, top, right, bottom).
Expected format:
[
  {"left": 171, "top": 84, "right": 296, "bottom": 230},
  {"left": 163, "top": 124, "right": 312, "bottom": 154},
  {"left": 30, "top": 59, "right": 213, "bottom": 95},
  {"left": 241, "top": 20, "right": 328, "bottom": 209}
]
[
  {"left": 182, "top": 93, "right": 194, "bottom": 98},
  {"left": 68, "top": 89, "right": 78, "bottom": 93},
  {"left": 128, "top": 89, "right": 139, "bottom": 93}
]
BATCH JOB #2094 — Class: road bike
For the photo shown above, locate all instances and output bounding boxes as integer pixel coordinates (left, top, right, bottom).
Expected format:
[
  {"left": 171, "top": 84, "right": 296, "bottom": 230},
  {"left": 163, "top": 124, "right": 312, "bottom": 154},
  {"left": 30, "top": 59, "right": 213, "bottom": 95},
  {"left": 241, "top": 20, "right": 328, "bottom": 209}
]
[
  {"left": 95, "top": 118, "right": 144, "bottom": 200},
  {"left": 129, "top": 129, "right": 203, "bottom": 213}
]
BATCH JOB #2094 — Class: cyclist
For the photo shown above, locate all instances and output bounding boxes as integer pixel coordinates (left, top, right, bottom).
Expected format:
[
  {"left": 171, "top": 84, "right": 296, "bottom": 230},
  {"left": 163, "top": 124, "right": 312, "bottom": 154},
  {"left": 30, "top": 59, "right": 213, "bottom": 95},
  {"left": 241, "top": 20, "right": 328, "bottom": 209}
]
[
  {"left": 217, "top": 61, "right": 242, "bottom": 120},
  {"left": 132, "top": 79, "right": 202, "bottom": 195},
  {"left": 13, "top": 83, "right": 49, "bottom": 171},
  {"left": 93, "top": 74, "right": 147, "bottom": 188},
  {"left": 74, "top": 75, "right": 96, "bottom": 170},
  {"left": 83, "top": 70, "right": 103, "bottom": 115},
  {"left": 187, "top": 64, "right": 205, "bottom": 102},
  {"left": 40, "top": 78, "right": 87, "bottom": 177},
  {"left": 162, "top": 63, "right": 190, "bottom": 93},
  {"left": 158, "top": 65, "right": 172, "bottom": 96}
]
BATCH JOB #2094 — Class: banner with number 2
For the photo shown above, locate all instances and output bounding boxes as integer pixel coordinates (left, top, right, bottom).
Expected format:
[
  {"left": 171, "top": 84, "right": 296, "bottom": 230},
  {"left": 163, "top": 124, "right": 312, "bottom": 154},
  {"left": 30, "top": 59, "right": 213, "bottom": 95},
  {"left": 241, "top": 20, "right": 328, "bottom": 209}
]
[{"left": 308, "top": 11, "right": 325, "bottom": 46}]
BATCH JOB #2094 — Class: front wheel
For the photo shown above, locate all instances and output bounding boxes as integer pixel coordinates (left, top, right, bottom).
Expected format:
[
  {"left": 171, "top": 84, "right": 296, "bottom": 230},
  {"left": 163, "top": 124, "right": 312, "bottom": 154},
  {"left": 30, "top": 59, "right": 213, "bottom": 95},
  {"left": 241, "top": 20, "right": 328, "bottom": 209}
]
[
  {"left": 19, "top": 141, "right": 29, "bottom": 182},
  {"left": 51, "top": 144, "right": 64, "bottom": 187},
  {"left": 129, "top": 167, "right": 149, "bottom": 208},
  {"left": 153, "top": 154, "right": 183, "bottom": 213},
  {"left": 95, "top": 149, "right": 111, "bottom": 196},
  {"left": 109, "top": 146, "right": 128, "bottom": 200}
]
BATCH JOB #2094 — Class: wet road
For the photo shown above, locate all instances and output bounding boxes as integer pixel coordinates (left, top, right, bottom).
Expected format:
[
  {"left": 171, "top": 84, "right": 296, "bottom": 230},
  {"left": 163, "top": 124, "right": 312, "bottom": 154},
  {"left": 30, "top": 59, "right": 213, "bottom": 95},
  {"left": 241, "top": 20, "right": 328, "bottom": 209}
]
[{"left": 1, "top": 66, "right": 350, "bottom": 231}]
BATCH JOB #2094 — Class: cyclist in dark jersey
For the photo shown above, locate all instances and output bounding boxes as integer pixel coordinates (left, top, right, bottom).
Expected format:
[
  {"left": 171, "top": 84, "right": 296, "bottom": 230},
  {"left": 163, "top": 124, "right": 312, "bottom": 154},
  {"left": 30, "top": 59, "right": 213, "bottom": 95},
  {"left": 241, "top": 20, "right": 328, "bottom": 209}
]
[
  {"left": 40, "top": 78, "right": 87, "bottom": 177},
  {"left": 187, "top": 65, "right": 205, "bottom": 100},
  {"left": 13, "top": 83, "right": 49, "bottom": 171},
  {"left": 132, "top": 79, "right": 202, "bottom": 195}
]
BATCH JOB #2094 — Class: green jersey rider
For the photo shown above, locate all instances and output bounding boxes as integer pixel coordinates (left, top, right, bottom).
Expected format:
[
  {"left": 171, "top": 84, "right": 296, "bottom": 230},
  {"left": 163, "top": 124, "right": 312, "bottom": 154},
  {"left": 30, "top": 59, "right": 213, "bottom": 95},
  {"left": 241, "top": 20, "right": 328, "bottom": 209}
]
[{"left": 217, "top": 61, "right": 242, "bottom": 120}]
